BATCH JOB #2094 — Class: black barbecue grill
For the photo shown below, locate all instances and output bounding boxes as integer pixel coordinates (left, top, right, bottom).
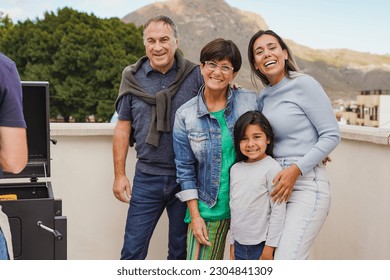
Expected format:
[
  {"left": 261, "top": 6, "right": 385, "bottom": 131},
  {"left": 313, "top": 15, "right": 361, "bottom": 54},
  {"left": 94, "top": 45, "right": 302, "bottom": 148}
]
[{"left": 0, "top": 81, "right": 67, "bottom": 260}]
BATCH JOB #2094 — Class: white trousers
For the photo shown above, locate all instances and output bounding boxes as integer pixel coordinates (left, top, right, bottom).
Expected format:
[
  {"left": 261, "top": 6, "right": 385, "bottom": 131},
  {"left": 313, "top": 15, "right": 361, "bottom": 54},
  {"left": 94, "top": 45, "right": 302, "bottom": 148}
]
[{"left": 274, "top": 158, "right": 331, "bottom": 260}]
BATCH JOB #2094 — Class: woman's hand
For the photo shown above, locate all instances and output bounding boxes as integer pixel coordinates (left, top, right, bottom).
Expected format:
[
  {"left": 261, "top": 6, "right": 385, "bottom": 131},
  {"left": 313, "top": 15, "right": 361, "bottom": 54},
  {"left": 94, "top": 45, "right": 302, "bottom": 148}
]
[
  {"left": 191, "top": 216, "right": 211, "bottom": 246},
  {"left": 322, "top": 156, "right": 332, "bottom": 165},
  {"left": 271, "top": 164, "right": 301, "bottom": 203},
  {"left": 187, "top": 199, "right": 211, "bottom": 246}
]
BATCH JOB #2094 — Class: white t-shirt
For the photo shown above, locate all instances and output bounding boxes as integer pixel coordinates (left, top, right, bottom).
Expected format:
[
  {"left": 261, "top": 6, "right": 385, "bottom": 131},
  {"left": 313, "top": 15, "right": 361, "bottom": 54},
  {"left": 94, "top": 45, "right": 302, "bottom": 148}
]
[{"left": 230, "top": 156, "right": 286, "bottom": 247}]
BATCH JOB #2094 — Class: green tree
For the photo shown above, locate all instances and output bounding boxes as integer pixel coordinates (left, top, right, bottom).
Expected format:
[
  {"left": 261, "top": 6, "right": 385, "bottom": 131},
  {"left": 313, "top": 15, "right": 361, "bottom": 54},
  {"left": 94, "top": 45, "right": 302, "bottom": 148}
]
[
  {"left": 0, "top": 8, "right": 144, "bottom": 122},
  {"left": 0, "top": 13, "right": 14, "bottom": 40}
]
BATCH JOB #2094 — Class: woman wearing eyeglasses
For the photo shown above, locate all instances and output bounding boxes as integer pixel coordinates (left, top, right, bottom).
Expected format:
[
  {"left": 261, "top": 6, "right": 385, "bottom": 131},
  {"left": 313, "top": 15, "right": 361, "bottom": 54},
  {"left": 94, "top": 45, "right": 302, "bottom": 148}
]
[{"left": 173, "top": 38, "right": 258, "bottom": 259}]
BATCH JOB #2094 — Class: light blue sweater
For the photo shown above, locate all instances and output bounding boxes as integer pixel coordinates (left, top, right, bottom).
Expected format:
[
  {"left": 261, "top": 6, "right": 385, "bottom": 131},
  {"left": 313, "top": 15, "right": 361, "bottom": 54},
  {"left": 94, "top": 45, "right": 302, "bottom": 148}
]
[{"left": 258, "top": 72, "right": 340, "bottom": 175}]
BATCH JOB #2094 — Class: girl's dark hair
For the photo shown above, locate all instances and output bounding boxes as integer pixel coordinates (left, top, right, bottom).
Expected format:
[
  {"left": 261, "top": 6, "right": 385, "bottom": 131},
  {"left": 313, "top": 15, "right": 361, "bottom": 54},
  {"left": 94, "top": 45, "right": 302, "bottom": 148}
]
[
  {"left": 200, "top": 38, "right": 242, "bottom": 73},
  {"left": 234, "top": 110, "right": 275, "bottom": 162},
  {"left": 247, "top": 29, "right": 299, "bottom": 87}
]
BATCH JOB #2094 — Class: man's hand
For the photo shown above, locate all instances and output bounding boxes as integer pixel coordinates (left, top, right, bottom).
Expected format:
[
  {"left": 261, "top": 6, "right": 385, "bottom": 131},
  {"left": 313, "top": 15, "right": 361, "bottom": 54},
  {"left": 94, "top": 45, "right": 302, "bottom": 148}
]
[{"left": 113, "top": 174, "right": 131, "bottom": 203}]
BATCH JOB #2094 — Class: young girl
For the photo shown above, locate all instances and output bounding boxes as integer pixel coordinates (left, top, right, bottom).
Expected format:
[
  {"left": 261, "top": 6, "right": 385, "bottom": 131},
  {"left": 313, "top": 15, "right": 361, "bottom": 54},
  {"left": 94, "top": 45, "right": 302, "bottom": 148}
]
[{"left": 229, "top": 110, "right": 286, "bottom": 260}]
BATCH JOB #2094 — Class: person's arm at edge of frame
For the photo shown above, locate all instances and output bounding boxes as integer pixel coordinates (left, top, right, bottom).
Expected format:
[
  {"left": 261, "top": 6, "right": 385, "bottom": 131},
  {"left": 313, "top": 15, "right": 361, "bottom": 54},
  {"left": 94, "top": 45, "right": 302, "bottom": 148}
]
[
  {"left": 112, "top": 119, "right": 132, "bottom": 203},
  {"left": 0, "top": 56, "right": 28, "bottom": 174},
  {"left": 0, "top": 126, "right": 27, "bottom": 173}
]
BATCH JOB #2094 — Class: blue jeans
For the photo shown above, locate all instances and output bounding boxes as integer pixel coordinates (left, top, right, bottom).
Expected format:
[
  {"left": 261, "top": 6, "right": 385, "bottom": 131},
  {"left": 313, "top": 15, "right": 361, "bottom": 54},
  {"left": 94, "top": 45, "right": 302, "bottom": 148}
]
[
  {"left": 121, "top": 171, "right": 187, "bottom": 260},
  {"left": 274, "top": 158, "right": 331, "bottom": 260},
  {"left": 234, "top": 241, "right": 265, "bottom": 260},
  {"left": 0, "top": 228, "right": 9, "bottom": 260}
]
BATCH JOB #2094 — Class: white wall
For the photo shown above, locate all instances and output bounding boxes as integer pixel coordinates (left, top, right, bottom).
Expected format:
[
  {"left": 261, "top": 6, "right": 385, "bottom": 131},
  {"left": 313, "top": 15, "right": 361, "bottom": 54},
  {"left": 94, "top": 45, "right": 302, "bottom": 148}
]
[
  {"left": 311, "top": 137, "right": 390, "bottom": 259},
  {"left": 379, "top": 95, "right": 390, "bottom": 128},
  {"left": 50, "top": 123, "right": 171, "bottom": 259},
  {"left": 49, "top": 123, "right": 390, "bottom": 260}
]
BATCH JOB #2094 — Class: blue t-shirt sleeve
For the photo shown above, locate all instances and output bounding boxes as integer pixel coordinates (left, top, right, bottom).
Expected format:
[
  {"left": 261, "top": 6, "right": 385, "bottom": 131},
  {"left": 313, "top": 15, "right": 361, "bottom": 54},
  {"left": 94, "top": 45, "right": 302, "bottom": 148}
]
[
  {"left": 116, "top": 94, "right": 133, "bottom": 122},
  {"left": 0, "top": 57, "right": 26, "bottom": 128}
]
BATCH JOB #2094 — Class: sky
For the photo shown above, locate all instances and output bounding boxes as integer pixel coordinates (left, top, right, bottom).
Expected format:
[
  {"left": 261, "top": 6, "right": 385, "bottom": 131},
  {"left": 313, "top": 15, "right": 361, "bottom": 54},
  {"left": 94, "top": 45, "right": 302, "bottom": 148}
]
[{"left": 1, "top": 0, "right": 389, "bottom": 55}]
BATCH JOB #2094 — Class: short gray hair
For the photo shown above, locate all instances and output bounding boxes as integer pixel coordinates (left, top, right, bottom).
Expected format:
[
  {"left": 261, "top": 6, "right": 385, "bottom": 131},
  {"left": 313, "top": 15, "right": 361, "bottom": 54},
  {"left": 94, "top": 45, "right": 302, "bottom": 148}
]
[{"left": 143, "top": 15, "right": 179, "bottom": 43}]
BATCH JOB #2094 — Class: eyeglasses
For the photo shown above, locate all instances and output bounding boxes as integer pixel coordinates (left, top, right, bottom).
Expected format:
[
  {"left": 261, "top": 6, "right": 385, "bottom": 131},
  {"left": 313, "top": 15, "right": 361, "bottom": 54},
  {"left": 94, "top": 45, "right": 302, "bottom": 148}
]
[{"left": 204, "top": 61, "right": 234, "bottom": 74}]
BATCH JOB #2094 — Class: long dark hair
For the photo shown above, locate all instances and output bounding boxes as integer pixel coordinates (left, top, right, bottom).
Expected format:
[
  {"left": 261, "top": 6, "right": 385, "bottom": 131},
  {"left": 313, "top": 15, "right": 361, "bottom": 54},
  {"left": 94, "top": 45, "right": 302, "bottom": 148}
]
[
  {"left": 234, "top": 110, "right": 275, "bottom": 162},
  {"left": 248, "top": 30, "right": 299, "bottom": 87}
]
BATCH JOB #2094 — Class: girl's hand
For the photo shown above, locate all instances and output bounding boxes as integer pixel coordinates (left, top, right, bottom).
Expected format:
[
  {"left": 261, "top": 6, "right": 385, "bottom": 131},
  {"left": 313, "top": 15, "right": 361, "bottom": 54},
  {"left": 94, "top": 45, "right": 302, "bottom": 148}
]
[
  {"left": 259, "top": 245, "right": 274, "bottom": 260},
  {"left": 230, "top": 244, "right": 235, "bottom": 260}
]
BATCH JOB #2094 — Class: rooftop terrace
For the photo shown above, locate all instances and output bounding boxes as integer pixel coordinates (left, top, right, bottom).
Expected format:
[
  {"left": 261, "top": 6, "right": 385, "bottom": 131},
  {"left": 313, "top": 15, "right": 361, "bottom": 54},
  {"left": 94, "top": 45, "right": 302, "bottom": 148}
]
[{"left": 15, "top": 123, "right": 389, "bottom": 260}]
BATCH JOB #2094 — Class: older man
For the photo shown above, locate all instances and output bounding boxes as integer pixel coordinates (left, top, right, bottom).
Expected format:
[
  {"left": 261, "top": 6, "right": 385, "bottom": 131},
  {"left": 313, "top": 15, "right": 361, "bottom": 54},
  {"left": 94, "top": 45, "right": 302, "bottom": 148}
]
[{"left": 112, "top": 15, "right": 203, "bottom": 260}]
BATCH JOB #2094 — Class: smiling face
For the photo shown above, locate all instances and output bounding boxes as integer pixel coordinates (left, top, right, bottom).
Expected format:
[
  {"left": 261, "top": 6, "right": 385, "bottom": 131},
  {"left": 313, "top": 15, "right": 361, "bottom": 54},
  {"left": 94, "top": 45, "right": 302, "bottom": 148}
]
[
  {"left": 239, "top": 124, "right": 270, "bottom": 163},
  {"left": 252, "top": 34, "right": 288, "bottom": 86},
  {"left": 144, "top": 21, "right": 178, "bottom": 74},
  {"left": 200, "top": 58, "right": 237, "bottom": 92}
]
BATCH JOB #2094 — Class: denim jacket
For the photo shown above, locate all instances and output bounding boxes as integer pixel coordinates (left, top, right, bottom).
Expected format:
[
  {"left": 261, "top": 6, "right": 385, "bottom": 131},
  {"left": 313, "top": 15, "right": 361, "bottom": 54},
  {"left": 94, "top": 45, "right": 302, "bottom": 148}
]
[{"left": 173, "top": 85, "right": 258, "bottom": 208}]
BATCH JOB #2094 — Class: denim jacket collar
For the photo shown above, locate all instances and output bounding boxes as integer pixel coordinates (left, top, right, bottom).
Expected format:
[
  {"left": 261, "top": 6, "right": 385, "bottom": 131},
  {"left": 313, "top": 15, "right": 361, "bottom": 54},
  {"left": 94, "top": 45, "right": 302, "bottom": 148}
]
[{"left": 196, "top": 84, "right": 234, "bottom": 117}]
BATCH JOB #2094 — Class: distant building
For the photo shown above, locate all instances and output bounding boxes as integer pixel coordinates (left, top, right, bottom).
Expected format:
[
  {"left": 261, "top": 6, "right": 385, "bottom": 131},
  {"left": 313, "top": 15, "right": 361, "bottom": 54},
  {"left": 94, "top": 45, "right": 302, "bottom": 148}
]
[{"left": 340, "top": 90, "right": 390, "bottom": 128}]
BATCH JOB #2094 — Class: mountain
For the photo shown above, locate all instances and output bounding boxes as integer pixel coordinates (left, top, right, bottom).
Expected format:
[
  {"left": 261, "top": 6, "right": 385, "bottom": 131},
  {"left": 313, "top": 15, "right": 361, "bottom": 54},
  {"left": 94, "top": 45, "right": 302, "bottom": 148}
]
[{"left": 122, "top": 0, "right": 390, "bottom": 101}]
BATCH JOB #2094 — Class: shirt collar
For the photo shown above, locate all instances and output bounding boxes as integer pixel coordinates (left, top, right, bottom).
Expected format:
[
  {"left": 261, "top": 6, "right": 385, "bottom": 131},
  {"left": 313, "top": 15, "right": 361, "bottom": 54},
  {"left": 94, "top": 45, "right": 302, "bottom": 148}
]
[{"left": 142, "top": 58, "right": 178, "bottom": 76}]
